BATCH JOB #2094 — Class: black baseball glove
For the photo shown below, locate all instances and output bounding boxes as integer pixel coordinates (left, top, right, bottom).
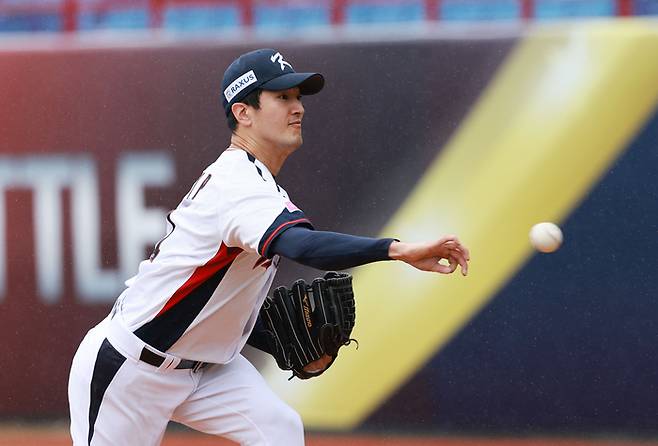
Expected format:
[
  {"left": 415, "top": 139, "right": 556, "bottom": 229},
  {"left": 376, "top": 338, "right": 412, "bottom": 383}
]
[{"left": 259, "top": 271, "right": 357, "bottom": 380}]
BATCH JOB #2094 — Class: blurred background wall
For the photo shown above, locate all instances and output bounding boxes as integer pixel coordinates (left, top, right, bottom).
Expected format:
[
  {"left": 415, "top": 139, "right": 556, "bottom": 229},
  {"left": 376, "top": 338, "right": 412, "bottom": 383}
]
[{"left": 0, "top": 0, "right": 657, "bottom": 440}]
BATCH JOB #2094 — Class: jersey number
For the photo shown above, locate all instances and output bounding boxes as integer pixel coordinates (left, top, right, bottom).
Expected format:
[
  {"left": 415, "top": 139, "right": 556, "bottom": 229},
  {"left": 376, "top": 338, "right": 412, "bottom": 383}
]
[{"left": 149, "top": 173, "right": 212, "bottom": 261}]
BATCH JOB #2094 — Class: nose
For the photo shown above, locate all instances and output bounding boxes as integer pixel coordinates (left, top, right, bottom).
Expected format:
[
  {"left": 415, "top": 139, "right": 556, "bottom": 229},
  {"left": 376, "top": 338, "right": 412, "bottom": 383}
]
[{"left": 293, "top": 97, "right": 304, "bottom": 117}]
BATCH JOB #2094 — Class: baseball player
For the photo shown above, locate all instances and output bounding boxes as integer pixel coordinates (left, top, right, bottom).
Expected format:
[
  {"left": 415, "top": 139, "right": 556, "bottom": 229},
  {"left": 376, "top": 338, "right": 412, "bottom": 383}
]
[{"left": 67, "top": 48, "right": 470, "bottom": 446}]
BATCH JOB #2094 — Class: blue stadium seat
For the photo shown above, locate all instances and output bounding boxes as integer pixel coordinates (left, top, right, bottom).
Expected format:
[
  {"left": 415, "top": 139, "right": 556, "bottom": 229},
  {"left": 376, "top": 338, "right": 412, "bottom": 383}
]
[
  {"left": 77, "top": 8, "right": 150, "bottom": 30},
  {"left": 163, "top": 6, "right": 240, "bottom": 31},
  {"left": 634, "top": 0, "right": 658, "bottom": 14},
  {"left": 254, "top": 4, "right": 329, "bottom": 28},
  {"left": 534, "top": 0, "right": 616, "bottom": 19},
  {"left": 440, "top": 0, "right": 520, "bottom": 21},
  {"left": 0, "top": 13, "right": 61, "bottom": 31},
  {"left": 345, "top": 1, "right": 425, "bottom": 23},
  {"left": 0, "top": 0, "right": 61, "bottom": 32}
]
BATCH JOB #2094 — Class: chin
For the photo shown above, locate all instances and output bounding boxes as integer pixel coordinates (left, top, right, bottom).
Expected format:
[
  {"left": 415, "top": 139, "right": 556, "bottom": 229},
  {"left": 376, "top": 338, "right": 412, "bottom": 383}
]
[{"left": 288, "top": 135, "right": 303, "bottom": 151}]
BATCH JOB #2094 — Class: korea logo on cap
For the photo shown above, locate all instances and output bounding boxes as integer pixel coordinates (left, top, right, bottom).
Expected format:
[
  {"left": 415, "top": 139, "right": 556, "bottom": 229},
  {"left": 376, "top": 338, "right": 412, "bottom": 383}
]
[{"left": 270, "top": 52, "right": 293, "bottom": 71}]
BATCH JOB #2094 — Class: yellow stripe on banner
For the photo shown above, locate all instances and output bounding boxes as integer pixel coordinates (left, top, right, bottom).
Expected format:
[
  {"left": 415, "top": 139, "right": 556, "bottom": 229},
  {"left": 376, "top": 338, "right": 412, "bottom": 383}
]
[{"left": 264, "top": 19, "right": 658, "bottom": 429}]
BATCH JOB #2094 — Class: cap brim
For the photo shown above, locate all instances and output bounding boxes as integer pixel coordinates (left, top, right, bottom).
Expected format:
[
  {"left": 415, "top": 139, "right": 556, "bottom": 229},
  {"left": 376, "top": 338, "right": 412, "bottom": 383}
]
[{"left": 261, "top": 72, "right": 324, "bottom": 95}]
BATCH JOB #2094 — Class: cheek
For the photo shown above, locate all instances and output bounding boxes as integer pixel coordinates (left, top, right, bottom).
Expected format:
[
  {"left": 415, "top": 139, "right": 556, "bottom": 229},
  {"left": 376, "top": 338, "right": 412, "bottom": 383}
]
[
  {"left": 256, "top": 113, "right": 285, "bottom": 138},
  {"left": 266, "top": 110, "right": 288, "bottom": 130},
  {"left": 253, "top": 103, "right": 290, "bottom": 136}
]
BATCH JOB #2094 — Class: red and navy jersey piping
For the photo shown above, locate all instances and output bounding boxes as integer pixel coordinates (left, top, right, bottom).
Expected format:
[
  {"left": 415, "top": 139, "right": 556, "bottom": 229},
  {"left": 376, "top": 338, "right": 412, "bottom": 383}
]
[
  {"left": 257, "top": 208, "right": 313, "bottom": 258},
  {"left": 134, "top": 243, "right": 243, "bottom": 352}
]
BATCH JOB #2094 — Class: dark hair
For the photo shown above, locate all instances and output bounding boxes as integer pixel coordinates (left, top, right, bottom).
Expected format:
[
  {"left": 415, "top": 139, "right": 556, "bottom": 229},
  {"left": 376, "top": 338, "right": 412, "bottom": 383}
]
[{"left": 227, "top": 88, "right": 263, "bottom": 131}]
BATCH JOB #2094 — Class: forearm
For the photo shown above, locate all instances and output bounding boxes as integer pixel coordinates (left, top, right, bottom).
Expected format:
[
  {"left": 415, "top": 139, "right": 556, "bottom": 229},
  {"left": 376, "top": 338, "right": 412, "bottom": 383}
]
[{"left": 269, "top": 226, "right": 396, "bottom": 270}]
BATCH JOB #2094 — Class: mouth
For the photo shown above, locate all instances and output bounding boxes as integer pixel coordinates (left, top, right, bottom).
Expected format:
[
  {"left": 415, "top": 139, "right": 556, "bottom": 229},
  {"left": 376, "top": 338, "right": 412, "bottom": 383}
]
[{"left": 289, "top": 121, "right": 302, "bottom": 128}]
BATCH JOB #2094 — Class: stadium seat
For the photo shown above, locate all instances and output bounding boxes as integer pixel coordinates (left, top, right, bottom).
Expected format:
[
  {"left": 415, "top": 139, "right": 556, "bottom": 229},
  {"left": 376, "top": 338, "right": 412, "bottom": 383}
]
[
  {"left": 0, "top": 0, "right": 61, "bottom": 32},
  {"left": 77, "top": 8, "right": 150, "bottom": 30},
  {"left": 440, "top": 0, "right": 520, "bottom": 21},
  {"left": 634, "top": 0, "right": 658, "bottom": 14},
  {"left": 163, "top": 6, "right": 241, "bottom": 31},
  {"left": 254, "top": 3, "right": 330, "bottom": 29},
  {"left": 534, "top": 0, "right": 616, "bottom": 19},
  {"left": 0, "top": 13, "right": 61, "bottom": 32},
  {"left": 345, "top": 1, "right": 425, "bottom": 23}
]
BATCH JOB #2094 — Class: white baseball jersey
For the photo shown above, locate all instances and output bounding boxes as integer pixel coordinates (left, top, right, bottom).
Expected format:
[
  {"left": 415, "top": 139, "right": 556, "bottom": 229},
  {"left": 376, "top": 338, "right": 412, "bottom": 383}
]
[{"left": 112, "top": 147, "right": 312, "bottom": 364}]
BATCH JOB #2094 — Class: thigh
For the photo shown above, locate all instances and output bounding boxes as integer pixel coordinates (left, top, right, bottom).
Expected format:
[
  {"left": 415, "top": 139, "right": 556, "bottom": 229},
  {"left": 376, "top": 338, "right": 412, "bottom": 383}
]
[
  {"left": 69, "top": 320, "right": 108, "bottom": 444},
  {"left": 69, "top": 323, "right": 195, "bottom": 446},
  {"left": 172, "top": 355, "right": 304, "bottom": 446}
]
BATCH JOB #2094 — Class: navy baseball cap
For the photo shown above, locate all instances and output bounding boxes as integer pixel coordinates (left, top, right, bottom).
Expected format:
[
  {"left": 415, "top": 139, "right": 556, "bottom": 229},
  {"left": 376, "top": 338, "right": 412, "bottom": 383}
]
[{"left": 221, "top": 48, "right": 324, "bottom": 116}]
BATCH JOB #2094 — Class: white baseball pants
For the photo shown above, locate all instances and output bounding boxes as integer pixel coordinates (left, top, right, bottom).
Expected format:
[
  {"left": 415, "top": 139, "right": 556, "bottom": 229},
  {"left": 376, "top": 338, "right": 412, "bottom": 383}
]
[{"left": 68, "top": 316, "right": 304, "bottom": 446}]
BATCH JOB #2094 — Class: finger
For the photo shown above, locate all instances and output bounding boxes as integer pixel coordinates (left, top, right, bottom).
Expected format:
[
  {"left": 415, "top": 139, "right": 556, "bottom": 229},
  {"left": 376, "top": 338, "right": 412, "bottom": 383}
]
[
  {"left": 442, "top": 241, "right": 461, "bottom": 250},
  {"left": 445, "top": 244, "right": 467, "bottom": 257},
  {"left": 435, "top": 235, "right": 458, "bottom": 247},
  {"left": 451, "top": 249, "right": 469, "bottom": 275},
  {"left": 443, "top": 245, "right": 465, "bottom": 260},
  {"left": 449, "top": 256, "right": 458, "bottom": 272},
  {"left": 431, "top": 259, "right": 457, "bottom": 274},
  {"left": 449, "top": 246, "right": 468, "bottom": 260},
  {"left": 433, "top": 240, "right": 462, "bottom": 258},
  {"left": 450, "top": 253, "right": 468, "bottom": 276},
  {"left": 441, "top": 240, "right": 471, "bottom": 260},
  {"left": 443, "top": 242, "right": 470, "bottom": 261},
  {"left": 432, "top": 264, "right": 455, "bottom": 274},
  {"left": 458, "top": 243, "right": 470, "bottom": 261},
  {"left": 443, "top": 238, "right": 470, "bottom": 261}
]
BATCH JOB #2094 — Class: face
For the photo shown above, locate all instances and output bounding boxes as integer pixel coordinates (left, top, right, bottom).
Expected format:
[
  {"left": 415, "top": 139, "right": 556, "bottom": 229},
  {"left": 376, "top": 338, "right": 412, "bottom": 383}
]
[{"left": 249, "top": 87, "right": 305, "bottom": 152}]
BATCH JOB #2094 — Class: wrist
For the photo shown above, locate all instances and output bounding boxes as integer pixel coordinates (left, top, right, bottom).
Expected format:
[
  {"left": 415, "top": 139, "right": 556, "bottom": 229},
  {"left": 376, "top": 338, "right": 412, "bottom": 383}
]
[{"left": 388, "top": 240, "right": 404, "bottom": 260}]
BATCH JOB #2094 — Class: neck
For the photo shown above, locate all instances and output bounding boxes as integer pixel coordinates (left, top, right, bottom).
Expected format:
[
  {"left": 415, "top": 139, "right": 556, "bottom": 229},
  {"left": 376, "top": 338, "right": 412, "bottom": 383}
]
[{"left": 229, "top": 133, "right": 291, "bottom": 176}]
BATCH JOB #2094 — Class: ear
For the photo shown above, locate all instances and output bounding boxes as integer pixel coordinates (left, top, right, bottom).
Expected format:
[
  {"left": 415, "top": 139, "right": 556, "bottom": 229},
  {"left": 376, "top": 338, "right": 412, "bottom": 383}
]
[{"left": 231, "top": 103, "right": 252, "bottom": 128}]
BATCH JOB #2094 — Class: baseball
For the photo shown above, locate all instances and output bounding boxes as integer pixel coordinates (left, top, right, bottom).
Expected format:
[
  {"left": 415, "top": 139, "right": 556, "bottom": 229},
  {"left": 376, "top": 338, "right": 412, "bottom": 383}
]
[{"left": 529, "top": 222, "right": 563, "bottom": 253}]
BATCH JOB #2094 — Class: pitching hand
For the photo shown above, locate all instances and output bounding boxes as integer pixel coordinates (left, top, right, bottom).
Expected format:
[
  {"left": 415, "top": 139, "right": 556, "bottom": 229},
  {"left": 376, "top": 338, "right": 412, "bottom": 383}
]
[{"left": 388, "top": 235, "right": 470, "bottom": 275}]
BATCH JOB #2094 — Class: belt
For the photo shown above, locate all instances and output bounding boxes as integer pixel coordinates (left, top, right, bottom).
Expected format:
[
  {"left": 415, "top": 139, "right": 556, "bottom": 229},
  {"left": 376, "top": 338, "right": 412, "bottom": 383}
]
[{"left": 139, "top": 347, "right": 210, "bottom": 372}]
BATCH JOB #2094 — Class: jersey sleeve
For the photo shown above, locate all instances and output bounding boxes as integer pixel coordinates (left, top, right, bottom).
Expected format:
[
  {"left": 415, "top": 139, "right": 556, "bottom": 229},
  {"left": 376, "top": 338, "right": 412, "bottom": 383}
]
[
  {"left": 219, "top": 175, "right": 313, "bottom": 257},
  {"left": 256, "top": 205, "right": 314, "bottom": 258}
]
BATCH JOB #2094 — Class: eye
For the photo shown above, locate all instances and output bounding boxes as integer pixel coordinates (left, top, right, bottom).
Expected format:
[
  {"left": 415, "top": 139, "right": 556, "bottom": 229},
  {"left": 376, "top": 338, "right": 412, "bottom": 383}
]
[{"left": 278, "top": 94, "right": 288, "bottom": 100}]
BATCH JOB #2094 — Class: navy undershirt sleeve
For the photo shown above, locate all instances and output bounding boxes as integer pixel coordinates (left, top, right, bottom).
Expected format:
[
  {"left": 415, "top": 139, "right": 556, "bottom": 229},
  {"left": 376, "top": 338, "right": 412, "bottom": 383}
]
[{"left": 269, "top": 225, "right": 396, "bottom": 270}]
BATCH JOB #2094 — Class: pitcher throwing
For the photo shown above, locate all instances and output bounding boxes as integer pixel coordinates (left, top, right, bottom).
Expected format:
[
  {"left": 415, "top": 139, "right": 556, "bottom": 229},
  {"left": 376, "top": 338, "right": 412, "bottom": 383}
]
[{"left": 68, "top": 48, "right": 470, "bottom": 446}]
